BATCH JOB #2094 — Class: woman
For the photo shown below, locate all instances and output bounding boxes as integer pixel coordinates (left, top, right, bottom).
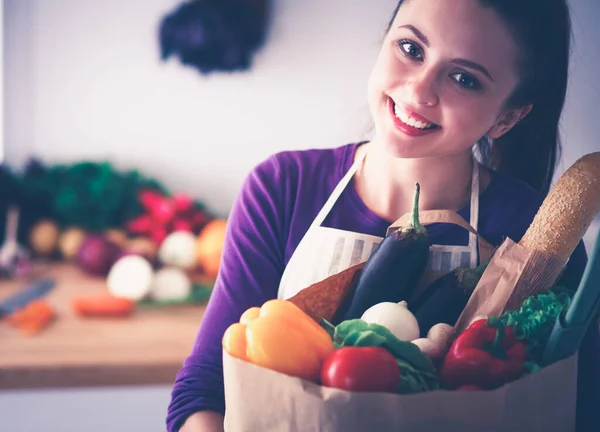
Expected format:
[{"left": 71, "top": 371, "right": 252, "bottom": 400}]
[{"left": 167, "top": 1, "right": 599, "bottom": 430}]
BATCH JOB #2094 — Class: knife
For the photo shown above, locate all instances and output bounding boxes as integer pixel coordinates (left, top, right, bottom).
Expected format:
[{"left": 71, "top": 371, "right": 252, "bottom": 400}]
[
  {"left": 542, "top": 228, "right": 600, "bottom": 366},
  {"left": 0, "top": 278, "right": 56, "bottom": 318}
]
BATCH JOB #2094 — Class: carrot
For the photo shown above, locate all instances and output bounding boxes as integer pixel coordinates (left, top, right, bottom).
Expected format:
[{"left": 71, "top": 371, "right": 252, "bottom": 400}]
[
  {"left": 4, "top": 300, "right": 56, "bottom": 335},
  {"left": 71, "top": 295, "right": 135, "bottom": 317},
  {"left": 5, "top": 300, "right": 54, "bottom": 324}
]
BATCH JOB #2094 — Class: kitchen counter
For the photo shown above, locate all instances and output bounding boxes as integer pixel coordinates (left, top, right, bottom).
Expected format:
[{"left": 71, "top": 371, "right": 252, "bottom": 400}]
[{"left": 0, "top": 263, "right": 206, "bottom": 390}]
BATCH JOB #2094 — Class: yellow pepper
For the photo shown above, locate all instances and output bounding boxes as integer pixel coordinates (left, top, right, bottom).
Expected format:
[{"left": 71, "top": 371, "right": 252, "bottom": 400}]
[{"left": 222, "top": 299, "right": 335, "bottom": 382}]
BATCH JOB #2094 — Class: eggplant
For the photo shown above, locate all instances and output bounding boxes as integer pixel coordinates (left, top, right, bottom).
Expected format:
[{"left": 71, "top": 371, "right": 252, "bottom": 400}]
[
  {"left": 410, "top": 261, "right": 488, "bottom": 337},
  {"left": 340, "top": 183, "right": 430, "bottom": 321}
]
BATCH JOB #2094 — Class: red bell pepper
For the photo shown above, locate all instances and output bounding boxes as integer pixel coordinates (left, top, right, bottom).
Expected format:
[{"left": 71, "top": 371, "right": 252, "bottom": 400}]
[{"left": 439, "top": 317, "right": 527, "bottom": 390}]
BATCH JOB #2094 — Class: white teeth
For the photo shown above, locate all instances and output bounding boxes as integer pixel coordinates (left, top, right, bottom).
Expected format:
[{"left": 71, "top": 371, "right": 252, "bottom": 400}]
[{"left": 393, "top": 103, "right": 434, "bottom": 130}]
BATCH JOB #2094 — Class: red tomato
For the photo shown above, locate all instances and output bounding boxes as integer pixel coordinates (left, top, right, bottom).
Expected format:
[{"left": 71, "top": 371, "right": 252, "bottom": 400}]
[{"left": 320, "top": 346, "right": 400, "bottom": 393}]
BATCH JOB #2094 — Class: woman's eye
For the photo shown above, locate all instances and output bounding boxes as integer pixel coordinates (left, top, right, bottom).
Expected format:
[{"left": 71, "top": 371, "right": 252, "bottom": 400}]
[
  {"left": 397, "top": 40, "right": 423, "bottom": 60},
  {"left": 450, "top": 73, "right": 481, "bottom": 90}
]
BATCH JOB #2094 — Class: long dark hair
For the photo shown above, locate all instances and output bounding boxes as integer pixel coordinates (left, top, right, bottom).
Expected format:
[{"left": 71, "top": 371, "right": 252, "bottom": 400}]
[{"left": 386, "top": 0, "right": 572, "bottom": 196}]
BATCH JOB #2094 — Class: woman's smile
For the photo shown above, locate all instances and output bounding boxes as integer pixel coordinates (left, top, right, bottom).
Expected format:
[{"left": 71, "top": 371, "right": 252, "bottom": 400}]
[{"left": 388, "top": 97, "right": 441, "bottom": 137}]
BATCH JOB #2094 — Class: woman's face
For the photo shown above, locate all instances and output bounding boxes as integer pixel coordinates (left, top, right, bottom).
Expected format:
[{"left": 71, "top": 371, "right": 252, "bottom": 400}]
[{"left": 367, "top": 0, "right": 525, "bottom": 159}]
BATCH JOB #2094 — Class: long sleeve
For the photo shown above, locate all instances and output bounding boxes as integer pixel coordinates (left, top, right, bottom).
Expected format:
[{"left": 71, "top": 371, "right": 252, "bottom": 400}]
[{"left": 166, "top": 155, "right": 288, "bottom": 432}]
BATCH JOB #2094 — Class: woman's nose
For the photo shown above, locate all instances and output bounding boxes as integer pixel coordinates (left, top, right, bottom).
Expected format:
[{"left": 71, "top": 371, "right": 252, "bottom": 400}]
[{"left": 405, "top": 68, "right": 439, "bottom": 107}]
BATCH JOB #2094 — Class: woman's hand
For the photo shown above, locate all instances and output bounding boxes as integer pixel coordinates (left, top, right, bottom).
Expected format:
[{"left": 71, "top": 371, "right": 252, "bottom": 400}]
[{"left": 180, "top": 411, "right": 224, "bottom": 432}]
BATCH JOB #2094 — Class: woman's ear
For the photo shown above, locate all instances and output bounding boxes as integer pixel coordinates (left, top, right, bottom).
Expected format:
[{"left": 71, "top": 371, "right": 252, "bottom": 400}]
[{"left": 487, "top": 104, "right": 533, "bottom": 139}]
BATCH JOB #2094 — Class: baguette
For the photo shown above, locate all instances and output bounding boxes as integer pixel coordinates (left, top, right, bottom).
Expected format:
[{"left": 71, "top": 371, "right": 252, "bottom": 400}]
[{"left": 519, "top": 152, "right": 600, "bottom": 262}]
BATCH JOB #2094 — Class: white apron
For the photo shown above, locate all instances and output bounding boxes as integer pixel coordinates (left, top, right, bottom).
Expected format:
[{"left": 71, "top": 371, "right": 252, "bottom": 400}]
[{"left": 277, "top": 148, "right": 484, "bottom": 300}]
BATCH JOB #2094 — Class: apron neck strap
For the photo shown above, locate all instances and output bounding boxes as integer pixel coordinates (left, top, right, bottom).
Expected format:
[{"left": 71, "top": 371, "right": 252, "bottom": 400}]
[
  {"left": 468, "top": 160, "right": 480, "bottom": 251},
  {"left": 309, "top": 146, "right": 367, "bottom": 229},
  {"left": 310, "top": 147, "right": 481, "bottom": 238}
]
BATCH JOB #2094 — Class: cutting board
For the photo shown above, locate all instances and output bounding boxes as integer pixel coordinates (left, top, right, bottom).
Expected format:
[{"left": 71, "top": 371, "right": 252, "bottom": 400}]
[{"left": 0, "top": 263, "right": 207, "bottom": 389}]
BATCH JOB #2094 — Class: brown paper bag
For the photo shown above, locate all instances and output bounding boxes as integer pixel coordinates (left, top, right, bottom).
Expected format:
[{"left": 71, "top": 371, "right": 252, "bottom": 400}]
[
  {"left": 223, "top": 349, "right": 577, "bottom": 432},
  {"left": 454, "top": 237, "right": 566, "bottom": 333},
  {"left": 387, "top": 210, "right": 497, "bottom": 300},
  {"left": 387, "top": 209, "right": 497, "bottom": 260},
  {"left": 287, "top": 210, "right": 498, "bottom": 323},
  {"left": 222, "top": 214, "right": 577, "bottom": 431}
]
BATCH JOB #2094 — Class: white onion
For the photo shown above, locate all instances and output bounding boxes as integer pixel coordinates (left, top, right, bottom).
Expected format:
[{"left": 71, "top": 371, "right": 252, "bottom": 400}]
[
  {"left": 149, "top": 266, "right": 192, "bottom": 301},
  {"left": 107, "top": 255, "right": 154, "bottom": 301},
  {"left": 360, "top": 301, "right": 420, "bottom": 342},
  {"left": 158, "top": 231, "right": 197, "bottom": 269}
]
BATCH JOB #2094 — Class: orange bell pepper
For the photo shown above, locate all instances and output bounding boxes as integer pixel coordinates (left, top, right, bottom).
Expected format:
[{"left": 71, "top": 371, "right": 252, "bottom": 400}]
[{"left": 222, "top": 299, "right": 335, "bottom": 382}]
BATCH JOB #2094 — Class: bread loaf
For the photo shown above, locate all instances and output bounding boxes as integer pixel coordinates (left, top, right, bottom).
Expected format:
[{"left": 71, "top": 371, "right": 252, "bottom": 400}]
[
  {"left": 287, "top": 263, "right": 363, "bottom": 323},
  {"left": 519, "top": 152, "right": 600, "bottom": 262}
]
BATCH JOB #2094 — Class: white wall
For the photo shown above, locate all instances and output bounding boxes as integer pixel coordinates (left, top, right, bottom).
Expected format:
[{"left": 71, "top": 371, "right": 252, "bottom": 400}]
[
  {"left": 4, "top": 0, "right": 398, "bottom": 217},
  {"left": 4, "top": 0, "right": 599, "bottom": 214},
  {"left": 561, "top": 0, "right": 600, "bottom": 168},
  {"left": 2, "top": 1, "right": 599, "bottom": 431},
  {"left": 562, "top": 0, "right": 600, "bottom": 248}
]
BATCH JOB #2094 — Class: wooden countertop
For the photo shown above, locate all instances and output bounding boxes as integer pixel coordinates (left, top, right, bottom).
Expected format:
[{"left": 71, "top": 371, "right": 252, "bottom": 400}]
[{"left": 0, "top": 263, "right": 207, "bottom": 390}]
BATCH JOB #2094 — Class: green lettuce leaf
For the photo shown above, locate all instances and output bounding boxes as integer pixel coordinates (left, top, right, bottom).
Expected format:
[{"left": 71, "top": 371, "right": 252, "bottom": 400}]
[{"left": 498, "top": 287, "right": 572, "bottom": 363}]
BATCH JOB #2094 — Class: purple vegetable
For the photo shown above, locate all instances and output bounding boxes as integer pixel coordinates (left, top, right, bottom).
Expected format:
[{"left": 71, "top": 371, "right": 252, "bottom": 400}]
[{"left": 77, "top": 235, "right": 121, "bottom": 276}]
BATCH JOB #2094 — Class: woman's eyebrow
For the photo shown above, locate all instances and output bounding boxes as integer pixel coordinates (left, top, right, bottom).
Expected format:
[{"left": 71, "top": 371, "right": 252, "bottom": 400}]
[
  {"left": 398, "top": 24, "right": 430, "bottom": 47},
  {"left": 398, "top": 24, "right": 494, "bottom": 82}
]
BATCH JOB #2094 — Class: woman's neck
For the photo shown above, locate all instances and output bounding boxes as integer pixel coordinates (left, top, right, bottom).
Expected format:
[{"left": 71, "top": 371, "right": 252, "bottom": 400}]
[{"left": 353, "top": 141, "right": 478, "bottom": 222}]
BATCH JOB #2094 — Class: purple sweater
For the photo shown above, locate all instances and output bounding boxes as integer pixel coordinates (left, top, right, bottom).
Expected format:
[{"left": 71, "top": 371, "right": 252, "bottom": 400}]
[{"left": 167, "top": 143, "right": 598, "bottom": 431}]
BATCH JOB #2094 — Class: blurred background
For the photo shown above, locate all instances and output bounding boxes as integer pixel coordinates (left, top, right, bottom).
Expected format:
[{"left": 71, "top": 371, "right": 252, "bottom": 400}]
[
  {"left": 3, "top": 0, "right": 398, "bottom": 218},
  {"left": 1, "top": 1, "right": 599, "bottom": 431}
]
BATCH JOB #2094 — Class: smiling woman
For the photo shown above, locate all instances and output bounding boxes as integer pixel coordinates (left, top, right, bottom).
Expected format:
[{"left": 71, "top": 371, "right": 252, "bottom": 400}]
[
  {"left": 166, "top": 1, "right": 598, "bottom": 432},
  {"left": 381, "top": 0, "right": 570, "bottom": 197}
]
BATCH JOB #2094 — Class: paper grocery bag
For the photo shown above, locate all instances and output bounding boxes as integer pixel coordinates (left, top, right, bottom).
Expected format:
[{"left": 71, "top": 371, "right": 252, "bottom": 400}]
[
  {"left": 387, "top": 209, "right": 497, "bottom": 301},
  {"left": 222, "top": 349, "right": 577, "bottom": 432},
  {"left": 455, "top": 237, "right": 566, "bottom": 333},
  {"left": 386, "top": 210, "right": 496, "bottom": 262}
]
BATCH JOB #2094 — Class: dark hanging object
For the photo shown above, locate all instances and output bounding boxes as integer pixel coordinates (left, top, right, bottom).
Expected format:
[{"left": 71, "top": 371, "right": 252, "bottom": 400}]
[{"left": 158, "top": 0, "right": 271, "bottom": 74}]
